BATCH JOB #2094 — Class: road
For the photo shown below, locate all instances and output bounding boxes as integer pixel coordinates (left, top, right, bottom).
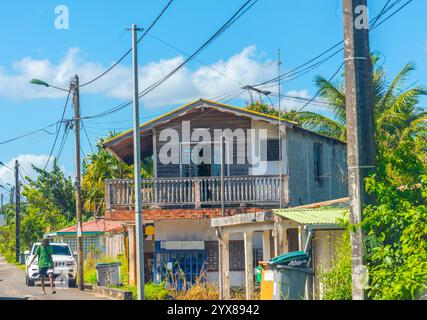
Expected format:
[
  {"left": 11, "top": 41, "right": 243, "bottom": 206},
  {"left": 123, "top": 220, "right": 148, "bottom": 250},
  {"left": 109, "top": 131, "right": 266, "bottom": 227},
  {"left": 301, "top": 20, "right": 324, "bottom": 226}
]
[{"left": 0, "top": 256, "right": 113, "bottom": 300}]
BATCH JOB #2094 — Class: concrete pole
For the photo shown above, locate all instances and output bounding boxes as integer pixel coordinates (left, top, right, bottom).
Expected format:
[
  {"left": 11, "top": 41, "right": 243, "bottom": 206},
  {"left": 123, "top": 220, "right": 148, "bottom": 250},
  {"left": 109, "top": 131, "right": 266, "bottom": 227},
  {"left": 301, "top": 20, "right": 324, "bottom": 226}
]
[
  {"left": 244, "top": 230, "right": 254, "bottom": 300},
  {"left": 72, "top": 75, "right": 84, "bottom": 290},
  {"left": 342, "top": 0, "right": 376, "bottom": 300},
  {"left": 221, "top": 232, "right": 230, "bottom": 300},
  {"left": 14, "top": 160, "right": 20, "bottom": 263},
  {"left": 131, "top": 24, "right": 146, "bottom": 300}
]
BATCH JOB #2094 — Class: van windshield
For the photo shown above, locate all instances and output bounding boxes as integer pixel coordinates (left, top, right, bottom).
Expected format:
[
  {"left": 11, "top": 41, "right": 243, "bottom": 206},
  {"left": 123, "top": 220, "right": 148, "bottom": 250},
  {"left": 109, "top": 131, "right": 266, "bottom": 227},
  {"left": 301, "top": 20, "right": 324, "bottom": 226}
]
[{"left": 32, "top": 245, "right": 71, "bottom": 256}]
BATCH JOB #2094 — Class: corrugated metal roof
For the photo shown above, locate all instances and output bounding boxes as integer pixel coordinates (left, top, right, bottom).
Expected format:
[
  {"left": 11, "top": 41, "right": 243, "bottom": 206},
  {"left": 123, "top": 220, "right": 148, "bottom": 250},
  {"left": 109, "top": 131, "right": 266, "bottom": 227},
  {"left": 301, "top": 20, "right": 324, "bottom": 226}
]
[
  {"left": 56, "top": 219, "right": 123, "bottom": 235},
  {"left": 273, "top": 208, "right": 349, "bottom": 225}
]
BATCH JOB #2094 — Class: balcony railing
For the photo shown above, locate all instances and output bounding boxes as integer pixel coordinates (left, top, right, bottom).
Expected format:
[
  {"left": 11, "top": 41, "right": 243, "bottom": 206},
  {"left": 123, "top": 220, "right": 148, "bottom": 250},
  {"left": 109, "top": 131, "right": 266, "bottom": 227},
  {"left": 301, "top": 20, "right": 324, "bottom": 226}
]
[{"left": 105, "top": 175, "right": 287, "bottom": 210}]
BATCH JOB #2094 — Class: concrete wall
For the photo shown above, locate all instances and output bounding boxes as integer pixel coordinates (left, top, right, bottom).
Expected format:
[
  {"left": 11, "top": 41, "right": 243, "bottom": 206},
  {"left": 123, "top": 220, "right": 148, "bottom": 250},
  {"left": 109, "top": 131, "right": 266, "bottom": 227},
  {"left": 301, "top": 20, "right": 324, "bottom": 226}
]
[
  {"left": 286, "top": 128, "right": 348, "bottom": 206},
  {"left": 313, "top": 229, "right": 345, "bottom": 300}
]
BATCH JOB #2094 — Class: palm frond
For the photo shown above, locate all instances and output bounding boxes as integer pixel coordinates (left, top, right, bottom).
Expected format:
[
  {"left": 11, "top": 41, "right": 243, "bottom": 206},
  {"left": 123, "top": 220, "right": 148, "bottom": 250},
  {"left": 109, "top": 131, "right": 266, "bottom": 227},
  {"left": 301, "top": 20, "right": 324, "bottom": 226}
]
[{"left": 297, "top": 112, "right": 346, "bottom": 141}]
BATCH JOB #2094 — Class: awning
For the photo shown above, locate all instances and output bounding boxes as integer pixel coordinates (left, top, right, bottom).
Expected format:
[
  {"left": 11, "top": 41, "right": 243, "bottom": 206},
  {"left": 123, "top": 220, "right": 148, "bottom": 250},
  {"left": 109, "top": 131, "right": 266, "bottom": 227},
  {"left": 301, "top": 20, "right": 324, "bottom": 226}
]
[{"left": 273, "top": 208, "right": 348, "bottom": 229}]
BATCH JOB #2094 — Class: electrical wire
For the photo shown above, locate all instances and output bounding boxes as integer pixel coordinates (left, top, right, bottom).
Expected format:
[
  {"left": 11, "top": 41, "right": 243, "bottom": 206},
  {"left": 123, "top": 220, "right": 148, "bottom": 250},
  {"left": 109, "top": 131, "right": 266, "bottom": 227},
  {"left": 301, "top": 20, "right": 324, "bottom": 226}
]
[
  {"left": 251, "top": 0, "right": 410, "bottom": 89},
  {"left": 0, "top": 122, "right": 60, "bottom": 146},
  {"left": 44, "top": 90, "right": 72, "bottom": 170},
  {"left": 297, "top": 62, "right": 345, "bottom": 112},
  {"left": 83, "top": 0, "right": 258, "bottom": 121},
  {"left": 79, "top": 0, "right": 175, "bottom": 88},
  {"left": 81, "top": 121, "right": 95, "bottom": 154}
]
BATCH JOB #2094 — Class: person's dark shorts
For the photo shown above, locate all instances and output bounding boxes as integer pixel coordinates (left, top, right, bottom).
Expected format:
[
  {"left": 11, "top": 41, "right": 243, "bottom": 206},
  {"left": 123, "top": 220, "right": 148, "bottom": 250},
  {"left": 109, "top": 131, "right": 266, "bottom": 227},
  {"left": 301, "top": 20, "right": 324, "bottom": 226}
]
[{"left": 39, "top": 267, "right": 52, "bottom": 277}]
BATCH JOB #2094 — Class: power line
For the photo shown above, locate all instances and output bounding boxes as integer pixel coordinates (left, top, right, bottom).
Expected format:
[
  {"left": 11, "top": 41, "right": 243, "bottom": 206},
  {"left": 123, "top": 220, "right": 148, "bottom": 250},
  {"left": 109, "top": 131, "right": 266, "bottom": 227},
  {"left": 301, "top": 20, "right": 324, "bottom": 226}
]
[
  {"left": 44, "top": 90, "right": 72, "bottom": 170},
  {"left": 81, "top": 121, "right": 95, "bottom": 154},
  {"left": 298, "top": 62, "right": 345, "bottom": 112},
  {"left": 0, "top": 122, "right": 60, "bottom": 146},
  {"left": 251, "top": 0, "right": 410, "bottom": 89},
  {"left": 79, "top": 0, "right": 175, "bottom": 87},
  {"left": 83, "top": 0, "right": 258, "bottom": 121},
  {"left": 55, "top": 124, "right": 71, "bottom": 162}
]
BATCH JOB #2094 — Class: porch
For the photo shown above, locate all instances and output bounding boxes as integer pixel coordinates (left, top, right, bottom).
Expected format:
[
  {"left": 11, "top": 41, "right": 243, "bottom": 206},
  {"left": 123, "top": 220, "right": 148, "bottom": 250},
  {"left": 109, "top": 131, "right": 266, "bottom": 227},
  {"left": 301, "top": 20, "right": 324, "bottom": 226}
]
[{"left": 105, "top": 175, "right": 288, "bottom": 210}]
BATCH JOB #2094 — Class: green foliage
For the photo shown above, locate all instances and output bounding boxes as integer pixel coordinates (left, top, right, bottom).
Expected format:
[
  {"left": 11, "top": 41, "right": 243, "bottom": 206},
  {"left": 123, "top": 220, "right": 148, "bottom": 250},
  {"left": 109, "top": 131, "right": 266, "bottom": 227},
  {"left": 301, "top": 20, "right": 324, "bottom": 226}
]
[
  {"left": 0, "top": 161, "right": 77, "bottom": 260},
  {"left": 145, "top": 282, "right": 171, "bottom": 300},
  {"left": 0, "top": 223, "right": 16, "bottom": 263},
  {"left": 362, "top": 123, "right": 427, "bottom": 300},
  {"left": 317, "top": 232, "right": 352, "bottom": 300},
  {"left": 82, "top": 131, "right": 153, "bottom": 217}
]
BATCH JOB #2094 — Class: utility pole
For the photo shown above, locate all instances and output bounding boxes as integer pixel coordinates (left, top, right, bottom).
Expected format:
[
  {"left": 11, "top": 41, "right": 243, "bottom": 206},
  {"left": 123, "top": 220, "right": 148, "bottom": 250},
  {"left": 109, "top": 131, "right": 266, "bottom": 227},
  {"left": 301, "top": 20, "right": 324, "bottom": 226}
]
[
  {"left": 14, "top": 160, "right": 21, "bottom": 263},
  {"left": 71, "top": 74, "right": 84, "bottom": 291},
  {"left": 277, "top": 49, "right": 283, "bottom": 209},
  {"left": 217, "top": 134, "right": 226, "bottom": 300},
  {"left": 131, "top": 24, "right": 146, "bottom": 301},
  {"left": 342, "top": 0, "right": 376, "bottom": 300}
]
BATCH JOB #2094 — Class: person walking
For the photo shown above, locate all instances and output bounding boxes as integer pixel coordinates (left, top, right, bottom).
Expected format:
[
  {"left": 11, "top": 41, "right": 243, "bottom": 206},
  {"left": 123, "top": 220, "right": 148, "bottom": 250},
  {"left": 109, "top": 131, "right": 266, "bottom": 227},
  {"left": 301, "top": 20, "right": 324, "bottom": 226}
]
[{"left": 28, "top": 236, "right": 56, "bottom": 295}]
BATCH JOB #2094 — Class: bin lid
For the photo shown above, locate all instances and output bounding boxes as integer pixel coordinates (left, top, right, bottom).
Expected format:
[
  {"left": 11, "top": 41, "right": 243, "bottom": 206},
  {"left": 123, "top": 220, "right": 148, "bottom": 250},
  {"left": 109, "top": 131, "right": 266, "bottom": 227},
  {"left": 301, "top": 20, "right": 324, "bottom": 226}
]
[
  {"left": 96, "top": 262, "right": 121, "bottom": 268},
  {"left": 268, "top": 251, "right": 309, "bottom": 267}
]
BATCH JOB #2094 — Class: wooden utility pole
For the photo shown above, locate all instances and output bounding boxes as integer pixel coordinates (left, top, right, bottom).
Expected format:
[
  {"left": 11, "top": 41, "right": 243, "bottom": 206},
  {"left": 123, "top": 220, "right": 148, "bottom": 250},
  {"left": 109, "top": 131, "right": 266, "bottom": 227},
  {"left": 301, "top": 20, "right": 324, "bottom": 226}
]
[
  {"left": 71, "top": 74, "right": 84, "bottom": 291},
  {"left": 342, "top": 0, "right": 376, "bottom": 300},
  {"left": 14, "top": 160, "right": 21, "bottom": 263}
]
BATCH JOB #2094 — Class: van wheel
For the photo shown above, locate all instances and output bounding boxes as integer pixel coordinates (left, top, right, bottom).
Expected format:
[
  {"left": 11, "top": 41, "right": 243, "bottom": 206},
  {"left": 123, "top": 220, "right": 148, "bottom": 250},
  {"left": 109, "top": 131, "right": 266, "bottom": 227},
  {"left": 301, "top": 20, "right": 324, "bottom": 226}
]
[{"left": 27, "top": 276, "right": 35, "bottom": 287}]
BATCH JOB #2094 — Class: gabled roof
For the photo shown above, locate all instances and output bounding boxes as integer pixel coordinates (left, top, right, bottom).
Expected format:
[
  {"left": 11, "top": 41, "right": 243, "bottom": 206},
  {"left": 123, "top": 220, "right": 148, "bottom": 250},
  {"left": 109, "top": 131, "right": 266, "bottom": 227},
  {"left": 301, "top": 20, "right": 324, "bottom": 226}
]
[
  {"left": 102, "top": 98, "right": 345, "bottom": 164},
  {"left": 55, "top": 219, "right": 123, "bottom": 235},
  {"left": 103, "top": 99, "right": 295, "bottom": 146}
]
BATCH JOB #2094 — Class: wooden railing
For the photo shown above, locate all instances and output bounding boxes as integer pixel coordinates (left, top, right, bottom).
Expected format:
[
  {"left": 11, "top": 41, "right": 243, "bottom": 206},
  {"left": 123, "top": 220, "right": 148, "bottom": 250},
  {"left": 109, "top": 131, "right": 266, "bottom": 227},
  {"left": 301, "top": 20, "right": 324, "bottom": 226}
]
[{"left": 105, "top": 176, "right": 287, "bottom": 210}]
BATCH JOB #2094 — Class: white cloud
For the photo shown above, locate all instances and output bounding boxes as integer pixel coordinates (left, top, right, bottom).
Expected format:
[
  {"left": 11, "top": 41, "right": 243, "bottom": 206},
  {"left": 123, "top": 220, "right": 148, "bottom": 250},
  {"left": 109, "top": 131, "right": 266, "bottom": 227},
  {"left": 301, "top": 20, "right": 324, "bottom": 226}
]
[
  {"left": 0, "top": 46, "right": 277, "bottom": 108},
  {"left": 0, "top": 154, "right": 54, "bottom": 188}
]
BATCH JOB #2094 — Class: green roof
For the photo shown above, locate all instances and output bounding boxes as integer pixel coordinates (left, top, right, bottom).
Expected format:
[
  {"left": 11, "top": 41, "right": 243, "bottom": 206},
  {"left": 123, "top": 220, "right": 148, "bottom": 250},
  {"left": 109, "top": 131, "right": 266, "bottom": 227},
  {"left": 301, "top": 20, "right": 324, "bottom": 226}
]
[{"left": 273, "top": 208, "right": 349, "bottom": 226}]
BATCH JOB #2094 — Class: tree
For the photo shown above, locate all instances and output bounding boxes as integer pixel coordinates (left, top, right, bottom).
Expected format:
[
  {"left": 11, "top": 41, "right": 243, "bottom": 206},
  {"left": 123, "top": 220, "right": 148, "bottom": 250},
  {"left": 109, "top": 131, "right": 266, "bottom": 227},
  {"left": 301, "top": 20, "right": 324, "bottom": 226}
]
[
  {"left": 299, "top": 55, "right": 427, "bottom": 143},
  {"left": 247, "top": 54, "right": 427, "bottom": 145},
  {"left": 82, "top": 131, "right": 153, "bottom": 217},
  {"left": 0, "top": 160, "right": 77, "bottom": 260}
]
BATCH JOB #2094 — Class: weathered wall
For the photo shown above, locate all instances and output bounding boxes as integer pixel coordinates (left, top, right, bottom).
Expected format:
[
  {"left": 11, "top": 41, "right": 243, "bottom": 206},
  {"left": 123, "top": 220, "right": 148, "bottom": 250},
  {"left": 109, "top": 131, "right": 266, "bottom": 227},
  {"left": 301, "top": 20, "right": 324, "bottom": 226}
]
[
  {"left": 154, "top": 108, "right": 251, "bottom": 177},
  {"left": 105, "top": 207, "right": 269, "bottom": 223},
  {"left": 249, "top": 120, "right": 288, "bottom": 176},
  {"left": 286, "top": 128, "right": 348, "bottom": 206}
]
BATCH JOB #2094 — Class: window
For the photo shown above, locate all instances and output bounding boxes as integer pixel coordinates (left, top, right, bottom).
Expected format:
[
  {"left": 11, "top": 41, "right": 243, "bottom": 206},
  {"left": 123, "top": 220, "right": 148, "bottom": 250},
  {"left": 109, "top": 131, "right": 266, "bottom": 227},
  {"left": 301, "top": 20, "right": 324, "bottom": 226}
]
[
  {"left": 261, "top": 139, "right": 280, "bottom": 161},
  {"left": 313, "top": 143, "right": 323, "bottom": 182}
]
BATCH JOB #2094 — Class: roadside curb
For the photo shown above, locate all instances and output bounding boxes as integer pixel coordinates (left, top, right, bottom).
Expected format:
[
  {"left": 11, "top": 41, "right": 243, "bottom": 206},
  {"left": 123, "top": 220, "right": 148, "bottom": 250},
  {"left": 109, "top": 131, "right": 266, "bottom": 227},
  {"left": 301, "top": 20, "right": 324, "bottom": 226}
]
[{"left": 84, "top": 284, "right": 133, "bottom": 300}]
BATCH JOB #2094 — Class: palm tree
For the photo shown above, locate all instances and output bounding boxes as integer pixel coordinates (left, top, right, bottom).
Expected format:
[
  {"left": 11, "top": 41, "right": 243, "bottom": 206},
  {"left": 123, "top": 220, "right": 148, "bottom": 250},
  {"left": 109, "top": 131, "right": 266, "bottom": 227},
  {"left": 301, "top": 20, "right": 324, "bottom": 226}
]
[
  {"left": 296, "top": 55, "right": 427, "bottom": 144},
  {"left": 82, "top": 131, "right": 153, "bottom": 217}
]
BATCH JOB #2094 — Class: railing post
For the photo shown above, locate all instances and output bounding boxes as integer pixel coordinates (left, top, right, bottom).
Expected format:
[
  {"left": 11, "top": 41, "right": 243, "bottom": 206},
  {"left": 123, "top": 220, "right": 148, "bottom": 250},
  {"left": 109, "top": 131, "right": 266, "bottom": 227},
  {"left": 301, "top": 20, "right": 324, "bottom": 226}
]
[
  {"left": 194, "top": 178, "right": 201, "bottom": 209},
  {"left": 105, "top": 180, "right": 112, "bottom": 211}
]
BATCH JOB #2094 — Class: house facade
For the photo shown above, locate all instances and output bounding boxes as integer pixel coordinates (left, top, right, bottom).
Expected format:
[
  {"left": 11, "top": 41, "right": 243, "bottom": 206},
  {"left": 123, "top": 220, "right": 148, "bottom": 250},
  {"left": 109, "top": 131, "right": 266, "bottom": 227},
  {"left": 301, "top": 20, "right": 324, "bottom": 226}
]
[{"left": 102, "top": 99, "right": 348, "bottom": 287}]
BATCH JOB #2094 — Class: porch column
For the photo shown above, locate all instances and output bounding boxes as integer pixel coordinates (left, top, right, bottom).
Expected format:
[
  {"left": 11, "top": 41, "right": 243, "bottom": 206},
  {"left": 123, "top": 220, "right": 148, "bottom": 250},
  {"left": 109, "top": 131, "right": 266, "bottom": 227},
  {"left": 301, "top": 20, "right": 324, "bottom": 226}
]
[
  {"left": 244, "top": 230, "right": 254, "bottom": 300},
  {"left": 262, "top": 230, "right": 271, "bottom": 261},
  {"left": 128, "top": 225, "right": 137, "bottom": 286},
  {"left": 220, "top": 232, "right": 231, "bottom": 300}
]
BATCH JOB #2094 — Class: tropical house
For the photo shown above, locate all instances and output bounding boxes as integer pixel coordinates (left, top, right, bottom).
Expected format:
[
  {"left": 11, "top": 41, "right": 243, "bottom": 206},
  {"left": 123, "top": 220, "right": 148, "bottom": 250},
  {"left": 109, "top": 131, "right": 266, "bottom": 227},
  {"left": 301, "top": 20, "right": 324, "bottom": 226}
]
[
  {"left": 51, "top": 219, "right": 125, "bottom": 259},
  {"left": 102, "top": 99, "right": 348, "bottom": 287}
]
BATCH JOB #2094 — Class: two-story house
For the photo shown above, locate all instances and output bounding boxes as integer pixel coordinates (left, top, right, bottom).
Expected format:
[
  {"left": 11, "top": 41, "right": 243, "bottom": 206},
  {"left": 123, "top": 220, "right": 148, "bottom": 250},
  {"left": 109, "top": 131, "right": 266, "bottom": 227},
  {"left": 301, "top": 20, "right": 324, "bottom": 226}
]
[{"left": 102, "top": 99, "right": 348, "bottom": 287}]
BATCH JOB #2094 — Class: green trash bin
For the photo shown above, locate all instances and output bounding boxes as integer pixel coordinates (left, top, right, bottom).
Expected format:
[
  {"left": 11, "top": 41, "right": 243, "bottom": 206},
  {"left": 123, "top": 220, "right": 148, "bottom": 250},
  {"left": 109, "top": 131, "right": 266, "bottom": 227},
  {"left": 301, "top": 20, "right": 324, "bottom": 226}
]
[{"left": 268, "top": 251, "right": 311, "bottom": 300}]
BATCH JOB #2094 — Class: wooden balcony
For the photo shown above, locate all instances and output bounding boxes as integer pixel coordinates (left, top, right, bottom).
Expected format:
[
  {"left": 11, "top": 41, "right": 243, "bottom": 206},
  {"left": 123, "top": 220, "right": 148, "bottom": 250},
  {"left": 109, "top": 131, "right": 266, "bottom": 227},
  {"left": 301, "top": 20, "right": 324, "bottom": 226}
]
[{"left": 105, "top": 175, "right": 287, "bottom": 210}]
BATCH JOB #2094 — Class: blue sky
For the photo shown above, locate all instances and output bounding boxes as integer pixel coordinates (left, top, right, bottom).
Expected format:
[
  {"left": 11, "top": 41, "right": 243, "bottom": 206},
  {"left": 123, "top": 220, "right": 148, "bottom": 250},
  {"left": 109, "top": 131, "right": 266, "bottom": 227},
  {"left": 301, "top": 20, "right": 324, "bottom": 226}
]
[{"left": 0, "top": 0, "right": 426, "bottom": 186}]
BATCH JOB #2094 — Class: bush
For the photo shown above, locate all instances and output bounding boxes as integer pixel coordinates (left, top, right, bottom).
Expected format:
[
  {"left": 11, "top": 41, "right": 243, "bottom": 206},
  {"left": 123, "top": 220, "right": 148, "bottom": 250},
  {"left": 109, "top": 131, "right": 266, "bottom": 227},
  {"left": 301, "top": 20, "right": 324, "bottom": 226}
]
[{"left": 145, "top": 282, "right": 171, "bottom": 300}]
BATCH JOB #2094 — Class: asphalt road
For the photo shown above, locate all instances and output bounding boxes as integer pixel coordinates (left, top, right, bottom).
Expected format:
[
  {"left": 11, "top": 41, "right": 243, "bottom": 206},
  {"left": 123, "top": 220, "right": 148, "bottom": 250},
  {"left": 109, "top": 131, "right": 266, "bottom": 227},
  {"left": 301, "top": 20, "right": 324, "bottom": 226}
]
[{"left": 0, "top": 255, "right": 113, "bottom": 300}]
